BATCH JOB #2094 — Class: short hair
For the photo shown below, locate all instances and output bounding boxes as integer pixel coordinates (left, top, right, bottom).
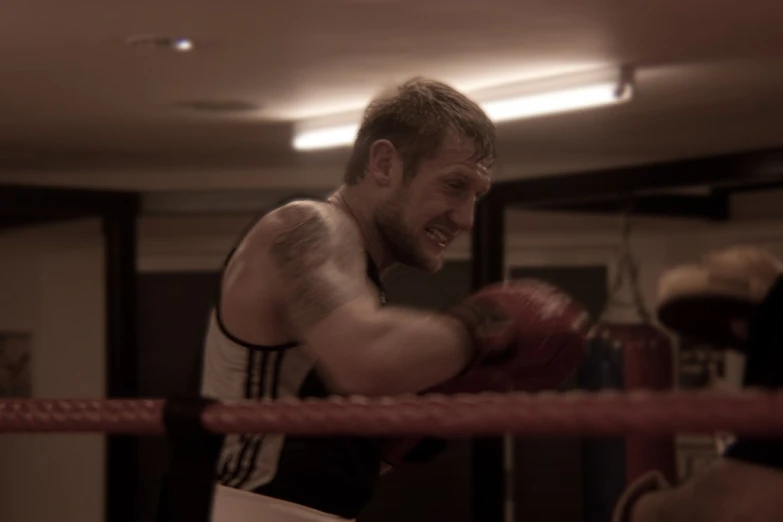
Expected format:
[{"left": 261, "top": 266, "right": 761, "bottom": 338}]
[{"left": 344, "top": 78, "right": 496, "bottom": 185}]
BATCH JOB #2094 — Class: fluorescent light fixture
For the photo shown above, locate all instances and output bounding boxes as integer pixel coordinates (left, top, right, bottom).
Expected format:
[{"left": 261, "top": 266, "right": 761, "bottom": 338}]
[
  {"left": 293, "top": 123, "right": 360, "bottom": 151},
  {"left": 292, "top": 65, "right": 633, "bottom": 151},
  {"left": 481, "top": 82, "right": 627, "bottom": 122}
]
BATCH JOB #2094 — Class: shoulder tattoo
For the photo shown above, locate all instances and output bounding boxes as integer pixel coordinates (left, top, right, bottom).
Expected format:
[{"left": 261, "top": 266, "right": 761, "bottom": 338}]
[{"left": 270, "top": 203, "right": 365, "bottom": 328}]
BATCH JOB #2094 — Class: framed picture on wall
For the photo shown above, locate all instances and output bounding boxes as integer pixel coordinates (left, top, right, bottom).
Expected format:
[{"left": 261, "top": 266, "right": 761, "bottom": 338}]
[{"left": 0, "top": 332, "right": 32, "bottom": 397}]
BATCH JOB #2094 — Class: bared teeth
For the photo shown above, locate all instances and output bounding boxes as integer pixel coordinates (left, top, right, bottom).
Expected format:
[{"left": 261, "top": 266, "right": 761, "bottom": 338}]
[{"left": 426, "top": 228, "right": 448, "bottom": 245}]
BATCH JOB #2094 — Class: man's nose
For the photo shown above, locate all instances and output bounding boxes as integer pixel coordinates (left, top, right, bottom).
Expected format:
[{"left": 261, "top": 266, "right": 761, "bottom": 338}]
[{"left": 450, "top": 199, "right": 475, "bottom": 232}]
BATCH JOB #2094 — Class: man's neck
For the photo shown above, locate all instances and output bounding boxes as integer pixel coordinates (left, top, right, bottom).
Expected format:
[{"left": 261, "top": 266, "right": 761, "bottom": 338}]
[{"left": 327, "top": 188, "right": 394, "bottom": 275}]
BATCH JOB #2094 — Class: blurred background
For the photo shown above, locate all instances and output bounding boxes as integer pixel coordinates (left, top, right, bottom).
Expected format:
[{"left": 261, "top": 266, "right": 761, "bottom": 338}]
[{"left": 1, "top": 1, "right": 782, "bottom": 521}]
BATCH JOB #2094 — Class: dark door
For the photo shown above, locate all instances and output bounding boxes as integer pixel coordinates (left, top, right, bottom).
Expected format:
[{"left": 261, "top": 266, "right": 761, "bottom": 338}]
[{"left": 136, "top": 271, "right": 220, "bottom": 522}]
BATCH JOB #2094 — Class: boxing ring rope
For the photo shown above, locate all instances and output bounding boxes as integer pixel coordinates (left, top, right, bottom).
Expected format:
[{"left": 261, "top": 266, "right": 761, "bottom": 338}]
[{"left": 2, "top": 389, "right": 783, "bottom": 436}]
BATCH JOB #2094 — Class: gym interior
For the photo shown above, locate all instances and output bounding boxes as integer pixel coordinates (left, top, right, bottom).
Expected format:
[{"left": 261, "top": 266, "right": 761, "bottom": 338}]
[{"left": 2, "top": 3, "right": 783, "bottom": 522}]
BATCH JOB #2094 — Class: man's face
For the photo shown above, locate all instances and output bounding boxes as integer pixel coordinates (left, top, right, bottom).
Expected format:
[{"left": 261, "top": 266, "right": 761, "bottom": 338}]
[{"left": 374, "top": 134, "right": 491, "bottom": 272}]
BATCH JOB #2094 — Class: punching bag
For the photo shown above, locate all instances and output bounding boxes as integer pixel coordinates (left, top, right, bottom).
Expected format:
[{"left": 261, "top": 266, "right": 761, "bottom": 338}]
[
  {"left": 580, "top": 203, "right": 678, "bottom": 520},
  {"left": 604, "top": 323, "right": 678, "bottom": 486},
  {"left": 579, "top": 327, "right": 626, "bottom": 522}
]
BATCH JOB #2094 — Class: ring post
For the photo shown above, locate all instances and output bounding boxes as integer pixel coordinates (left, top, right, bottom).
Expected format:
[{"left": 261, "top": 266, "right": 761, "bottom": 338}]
[{"left": 470, "top": 195, "right": 506, "bottom": 522}]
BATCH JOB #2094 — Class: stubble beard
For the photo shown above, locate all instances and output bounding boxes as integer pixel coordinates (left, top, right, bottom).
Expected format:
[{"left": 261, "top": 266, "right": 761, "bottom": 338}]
[{"left": 374, "top": 195, "right": 438, "bottom": 272}]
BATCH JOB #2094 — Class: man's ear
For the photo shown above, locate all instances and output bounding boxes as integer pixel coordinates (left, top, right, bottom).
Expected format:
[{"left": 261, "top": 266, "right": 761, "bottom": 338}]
[{"left": 367, "top": 139, "right": 398, "bottom": 187}]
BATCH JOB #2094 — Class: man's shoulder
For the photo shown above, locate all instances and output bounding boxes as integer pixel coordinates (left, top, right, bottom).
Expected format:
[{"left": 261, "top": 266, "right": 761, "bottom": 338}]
[
  {"left": 266, "top": 198, "right": 344, "bottom": 230},
  {"left": 240, "top": 199, "right": 360, "bottom": 258}
]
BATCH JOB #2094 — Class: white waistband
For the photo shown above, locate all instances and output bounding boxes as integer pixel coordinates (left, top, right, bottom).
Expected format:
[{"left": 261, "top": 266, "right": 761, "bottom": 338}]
[{"left": 210, "top": 485, "right": 355, "bottom": 522}]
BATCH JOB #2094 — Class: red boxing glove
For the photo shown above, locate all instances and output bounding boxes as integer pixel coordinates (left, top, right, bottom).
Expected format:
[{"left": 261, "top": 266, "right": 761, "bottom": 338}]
[
  {"left": 380, "top": 366, "right": 514, "bottom": 468},
  {"left": 446, "top": 279, "right": 591, "bottom": 390},
  {"left": 381, "top": 280, "right": 590, "bottom": 470}
]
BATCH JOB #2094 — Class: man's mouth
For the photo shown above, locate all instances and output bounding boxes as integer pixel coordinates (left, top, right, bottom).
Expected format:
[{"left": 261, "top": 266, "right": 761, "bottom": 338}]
[{"left": 425, "top": 227, "right": 452, "bottom": 248}]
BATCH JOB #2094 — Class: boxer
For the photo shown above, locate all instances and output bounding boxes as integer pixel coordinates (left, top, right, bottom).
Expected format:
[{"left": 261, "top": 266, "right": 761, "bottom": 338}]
[
  {"left": 614, "top": 245, "right": 783, "bottom": 522},
  {"left": 200, "top": 78, "right": 590, "bottom": 522}
]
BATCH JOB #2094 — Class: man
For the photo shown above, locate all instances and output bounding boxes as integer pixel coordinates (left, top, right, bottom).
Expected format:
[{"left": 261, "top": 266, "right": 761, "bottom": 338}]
[
  {"left": 200, "top": 78, "right": 589, "bottom": 521},
  {"left": 614, "top": 245, "right": 783, "bottom": 522}
]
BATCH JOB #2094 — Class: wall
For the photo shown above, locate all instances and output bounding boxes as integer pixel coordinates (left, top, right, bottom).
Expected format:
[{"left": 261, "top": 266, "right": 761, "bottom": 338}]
[{"left": 0, "top": 219, "right": 105, "bottom": 522}]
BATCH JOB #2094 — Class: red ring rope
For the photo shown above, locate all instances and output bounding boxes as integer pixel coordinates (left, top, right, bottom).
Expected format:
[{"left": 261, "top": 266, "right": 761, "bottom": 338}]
[{"left": 2, "top": 390, "right": 783, "bottom": 436}]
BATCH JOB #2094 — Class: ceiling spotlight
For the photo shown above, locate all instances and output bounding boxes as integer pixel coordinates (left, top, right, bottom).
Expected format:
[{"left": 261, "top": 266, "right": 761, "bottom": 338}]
[
  {"left": 172, "top": 38, "right": 194, "bottom": 52},
  {"left": 126, "top": 34, "right": 196, "bottom": 52}
]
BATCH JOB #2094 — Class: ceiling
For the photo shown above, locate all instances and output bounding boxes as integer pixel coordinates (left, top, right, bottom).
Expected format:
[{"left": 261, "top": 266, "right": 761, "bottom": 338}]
[{"left": 2, "top": 0, "right": 783, "bottom": 192}]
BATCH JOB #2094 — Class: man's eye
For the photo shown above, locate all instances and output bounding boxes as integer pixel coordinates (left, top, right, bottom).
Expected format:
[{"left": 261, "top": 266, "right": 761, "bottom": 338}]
[{"left": 447, "top": 181, "right": 465, "bottom": 191}]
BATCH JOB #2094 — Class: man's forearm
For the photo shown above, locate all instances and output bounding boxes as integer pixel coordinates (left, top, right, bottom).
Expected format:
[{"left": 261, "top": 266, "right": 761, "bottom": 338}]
[
  {"left": 368, "top": 308, "right": 474, "bottom": 392},
  {"left": 308, "top": 302, "right": 473, "bottom": 396},
  {"left": 629, "top": 487, "right": 695, "bottom": 522},
  {"left": 627, "top": 458, "right": 783, "bottom": 522}
]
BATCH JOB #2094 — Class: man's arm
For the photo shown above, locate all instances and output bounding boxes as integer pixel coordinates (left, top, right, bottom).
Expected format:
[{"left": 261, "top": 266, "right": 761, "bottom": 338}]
[
  {"left": 624, "top": 458, "right": 783, "bottom": 522},
  {"left": 262, "top": 201, "right": 473, "bottom": 396}
]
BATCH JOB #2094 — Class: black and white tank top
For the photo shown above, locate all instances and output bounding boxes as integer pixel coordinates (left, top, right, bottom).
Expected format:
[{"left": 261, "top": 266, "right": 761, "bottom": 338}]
[{"left": 200, "top": 201, "right": 388, "bottom": 519}]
